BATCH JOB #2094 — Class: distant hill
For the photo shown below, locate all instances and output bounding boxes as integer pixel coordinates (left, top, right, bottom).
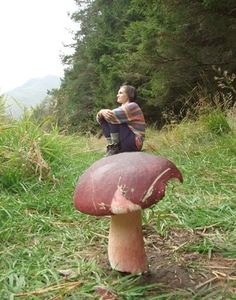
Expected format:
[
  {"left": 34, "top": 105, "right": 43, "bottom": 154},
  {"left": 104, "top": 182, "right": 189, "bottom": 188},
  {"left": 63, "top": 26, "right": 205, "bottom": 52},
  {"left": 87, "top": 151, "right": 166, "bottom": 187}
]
[{"left": 4, "top": 75, "right": 61, "bottom": 118}]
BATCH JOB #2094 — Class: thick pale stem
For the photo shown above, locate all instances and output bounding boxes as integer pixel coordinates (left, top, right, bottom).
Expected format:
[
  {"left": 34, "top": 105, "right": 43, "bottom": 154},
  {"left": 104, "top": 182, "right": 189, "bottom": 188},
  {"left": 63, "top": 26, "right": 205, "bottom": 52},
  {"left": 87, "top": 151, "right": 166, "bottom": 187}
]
[{"left": 108, "top": 210, "right": 147, "bottom": 274}]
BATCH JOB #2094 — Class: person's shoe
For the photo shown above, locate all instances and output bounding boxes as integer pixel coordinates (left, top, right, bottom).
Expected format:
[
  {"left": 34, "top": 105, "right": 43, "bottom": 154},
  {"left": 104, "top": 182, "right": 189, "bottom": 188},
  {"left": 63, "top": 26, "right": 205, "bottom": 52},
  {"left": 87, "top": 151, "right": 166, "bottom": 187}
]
[{"left": 105, "top": 143, "right": 121, "bottom": 157}]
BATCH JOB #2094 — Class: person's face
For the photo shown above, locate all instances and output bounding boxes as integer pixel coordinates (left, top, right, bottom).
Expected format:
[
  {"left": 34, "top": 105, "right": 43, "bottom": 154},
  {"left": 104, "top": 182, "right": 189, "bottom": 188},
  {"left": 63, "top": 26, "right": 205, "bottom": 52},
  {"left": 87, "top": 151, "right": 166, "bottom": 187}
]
[{"left": 117, "top": 87, "right": 129, "bottom": 105}]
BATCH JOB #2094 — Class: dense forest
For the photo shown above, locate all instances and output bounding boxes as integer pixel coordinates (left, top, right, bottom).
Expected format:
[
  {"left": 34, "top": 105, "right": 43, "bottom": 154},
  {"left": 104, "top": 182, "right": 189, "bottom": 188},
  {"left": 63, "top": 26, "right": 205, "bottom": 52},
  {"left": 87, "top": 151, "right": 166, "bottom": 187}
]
[{"left": 43, "top": 0, "right": 235, "bottom": 133}]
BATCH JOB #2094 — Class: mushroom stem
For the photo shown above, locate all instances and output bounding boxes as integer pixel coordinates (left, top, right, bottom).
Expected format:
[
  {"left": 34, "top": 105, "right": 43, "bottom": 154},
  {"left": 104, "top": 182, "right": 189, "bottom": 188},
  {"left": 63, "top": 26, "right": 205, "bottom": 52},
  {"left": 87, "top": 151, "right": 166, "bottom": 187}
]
[{"left": 108, "top": 210, "right": 147, "bottom": 274}]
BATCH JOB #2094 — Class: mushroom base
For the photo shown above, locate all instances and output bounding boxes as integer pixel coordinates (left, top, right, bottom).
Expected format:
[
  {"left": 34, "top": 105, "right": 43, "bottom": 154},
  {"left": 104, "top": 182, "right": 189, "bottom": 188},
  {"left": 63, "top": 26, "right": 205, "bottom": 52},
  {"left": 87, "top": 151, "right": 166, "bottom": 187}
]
[{"left": 108, "top": 210, "right": 147, "bottom": 274}]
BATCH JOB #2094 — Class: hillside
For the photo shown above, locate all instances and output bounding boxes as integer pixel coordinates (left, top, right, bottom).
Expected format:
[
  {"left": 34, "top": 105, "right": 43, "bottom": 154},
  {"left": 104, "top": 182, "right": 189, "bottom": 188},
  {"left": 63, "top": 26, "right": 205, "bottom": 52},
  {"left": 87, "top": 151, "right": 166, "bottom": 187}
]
[
  {"left": 4, "top": 75, "right": 61, "bottom": 118},
  {"left": 0, "top": 107, "right": 235, "bottom": 298}
]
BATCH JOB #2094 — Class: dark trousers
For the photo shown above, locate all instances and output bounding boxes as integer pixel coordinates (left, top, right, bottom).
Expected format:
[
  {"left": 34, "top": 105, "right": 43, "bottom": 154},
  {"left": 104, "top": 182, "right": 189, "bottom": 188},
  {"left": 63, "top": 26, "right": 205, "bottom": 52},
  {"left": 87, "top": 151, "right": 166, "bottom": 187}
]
[{"left": 100, "top": 120, "right": 138, "bottom": 152}]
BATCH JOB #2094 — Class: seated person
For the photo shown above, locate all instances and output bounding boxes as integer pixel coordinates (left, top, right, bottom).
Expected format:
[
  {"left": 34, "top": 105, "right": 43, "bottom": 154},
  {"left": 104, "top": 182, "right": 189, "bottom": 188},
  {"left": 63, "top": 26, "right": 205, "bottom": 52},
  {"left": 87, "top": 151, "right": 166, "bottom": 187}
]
[{"left": 96, "top": 84, "right": 145, "bottom": 156}]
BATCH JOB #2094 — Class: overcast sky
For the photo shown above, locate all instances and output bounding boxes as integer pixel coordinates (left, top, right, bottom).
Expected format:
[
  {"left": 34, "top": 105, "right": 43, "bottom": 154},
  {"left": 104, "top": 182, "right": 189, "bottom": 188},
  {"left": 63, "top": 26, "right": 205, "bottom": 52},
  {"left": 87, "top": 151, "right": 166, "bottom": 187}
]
[{"left": 0, "top": 0, "right": 77, "bottom": 92}]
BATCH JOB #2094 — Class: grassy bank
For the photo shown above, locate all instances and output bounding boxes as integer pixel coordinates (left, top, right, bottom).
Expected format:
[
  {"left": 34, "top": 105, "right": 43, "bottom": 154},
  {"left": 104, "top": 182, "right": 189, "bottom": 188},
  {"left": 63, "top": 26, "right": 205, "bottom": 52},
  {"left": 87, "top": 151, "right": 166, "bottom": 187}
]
[{"left": 0, "top": 108, "right": 235, "bottom": 299}]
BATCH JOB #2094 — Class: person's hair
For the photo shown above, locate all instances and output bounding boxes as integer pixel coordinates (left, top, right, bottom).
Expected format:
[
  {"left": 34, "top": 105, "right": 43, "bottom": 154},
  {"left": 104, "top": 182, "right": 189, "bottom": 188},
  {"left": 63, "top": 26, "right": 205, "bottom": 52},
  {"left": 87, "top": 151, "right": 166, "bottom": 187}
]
[{"left": 121, "top": 84, "right": 137, "bottom": 102}]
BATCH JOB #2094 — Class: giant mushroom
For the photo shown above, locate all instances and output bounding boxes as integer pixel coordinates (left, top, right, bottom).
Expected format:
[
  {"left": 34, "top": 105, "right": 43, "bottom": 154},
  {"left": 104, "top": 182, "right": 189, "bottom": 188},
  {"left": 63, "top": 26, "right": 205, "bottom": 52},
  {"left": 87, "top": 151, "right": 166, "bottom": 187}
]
[{"left": 74, "top": 152, "right": 183, "bottom": 274}]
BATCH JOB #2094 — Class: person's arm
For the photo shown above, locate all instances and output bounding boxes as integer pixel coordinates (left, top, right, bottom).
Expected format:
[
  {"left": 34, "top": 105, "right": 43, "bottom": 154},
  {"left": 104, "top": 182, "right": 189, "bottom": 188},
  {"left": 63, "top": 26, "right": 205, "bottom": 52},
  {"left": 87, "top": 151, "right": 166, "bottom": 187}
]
[
  {"left": 111, "top": 103, "right": 139, "bottom": 124},
  {"left": 97, "top": 103, "right": 138, "bottom": 124},
  {"left": 97, "top": 109, "right": 113, "bottom": 119},
  {"left": 96, "top": 109, "right": 116, "bottom": 123}
]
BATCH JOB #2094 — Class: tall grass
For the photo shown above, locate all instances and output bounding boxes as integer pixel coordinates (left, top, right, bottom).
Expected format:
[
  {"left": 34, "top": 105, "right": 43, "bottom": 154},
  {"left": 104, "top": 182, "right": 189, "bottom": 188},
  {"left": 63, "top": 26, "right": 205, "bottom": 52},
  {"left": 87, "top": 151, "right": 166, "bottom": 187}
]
[{"left": 0, "top": 110, "right": 94, "bottom": 191}]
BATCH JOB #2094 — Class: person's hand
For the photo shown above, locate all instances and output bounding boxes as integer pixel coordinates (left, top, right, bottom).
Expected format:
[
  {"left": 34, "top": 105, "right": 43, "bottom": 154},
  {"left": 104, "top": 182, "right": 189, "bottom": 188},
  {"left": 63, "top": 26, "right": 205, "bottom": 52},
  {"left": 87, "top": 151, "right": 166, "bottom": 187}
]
[
  {"left": 102, "top": 109, "right": 113, "bottom": 119},
  {"left": 97, "top": 109, "right": 104, "bottom": 121},
  {"left": 98, "top": 109, "right": 114, "bottom": 120}
]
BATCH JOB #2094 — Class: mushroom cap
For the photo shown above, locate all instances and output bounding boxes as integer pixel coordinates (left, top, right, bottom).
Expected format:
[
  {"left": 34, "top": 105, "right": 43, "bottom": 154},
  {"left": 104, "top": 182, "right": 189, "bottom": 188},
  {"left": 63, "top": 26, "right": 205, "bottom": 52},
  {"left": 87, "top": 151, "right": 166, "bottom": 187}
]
[{"left": 74, "top": 152, "right": 183, "bottom": 216}]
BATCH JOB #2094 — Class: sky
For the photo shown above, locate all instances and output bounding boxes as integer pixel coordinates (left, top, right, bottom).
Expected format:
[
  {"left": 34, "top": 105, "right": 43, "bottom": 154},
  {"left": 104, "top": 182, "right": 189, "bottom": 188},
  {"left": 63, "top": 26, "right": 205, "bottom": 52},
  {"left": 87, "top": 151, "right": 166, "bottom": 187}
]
[{"left": 0, "top": 0, "right": 78, "bottom": 92}]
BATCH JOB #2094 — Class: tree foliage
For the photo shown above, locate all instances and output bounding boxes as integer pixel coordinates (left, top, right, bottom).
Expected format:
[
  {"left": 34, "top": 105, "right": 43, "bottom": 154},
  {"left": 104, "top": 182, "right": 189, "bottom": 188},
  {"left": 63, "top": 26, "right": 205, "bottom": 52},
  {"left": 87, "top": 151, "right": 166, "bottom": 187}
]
[{"left": 52, "top": 0, "right": 236, "bottom": 132}]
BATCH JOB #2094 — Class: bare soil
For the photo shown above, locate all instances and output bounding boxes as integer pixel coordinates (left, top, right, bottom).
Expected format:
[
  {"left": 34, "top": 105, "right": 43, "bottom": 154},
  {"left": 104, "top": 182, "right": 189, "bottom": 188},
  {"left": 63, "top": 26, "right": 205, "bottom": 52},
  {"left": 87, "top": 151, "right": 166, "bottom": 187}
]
[
  {"left": 143, "top": 227, "right": 236, "bottom": 292},
  {"left": 91, "top": 226, "right": 236, "bottom": 299}
]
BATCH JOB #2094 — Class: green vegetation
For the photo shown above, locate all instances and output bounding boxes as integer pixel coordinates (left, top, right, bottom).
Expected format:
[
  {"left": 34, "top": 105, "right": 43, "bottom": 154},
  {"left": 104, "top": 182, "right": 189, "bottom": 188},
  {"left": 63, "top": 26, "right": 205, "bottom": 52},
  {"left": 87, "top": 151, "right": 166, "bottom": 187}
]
[
  {"left": 0, "top": 97, "right": 235, "bottom": 298},
  {"left": 46, "top": 0, "right": 236, "bottom": 133}
]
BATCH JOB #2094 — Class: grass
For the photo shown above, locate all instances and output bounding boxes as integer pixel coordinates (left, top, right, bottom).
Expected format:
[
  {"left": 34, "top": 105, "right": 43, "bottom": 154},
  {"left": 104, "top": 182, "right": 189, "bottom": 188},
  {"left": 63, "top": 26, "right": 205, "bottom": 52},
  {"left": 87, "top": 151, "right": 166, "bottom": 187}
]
[{"left": 0, "top": 107, "right": 236, "bottom": 299}]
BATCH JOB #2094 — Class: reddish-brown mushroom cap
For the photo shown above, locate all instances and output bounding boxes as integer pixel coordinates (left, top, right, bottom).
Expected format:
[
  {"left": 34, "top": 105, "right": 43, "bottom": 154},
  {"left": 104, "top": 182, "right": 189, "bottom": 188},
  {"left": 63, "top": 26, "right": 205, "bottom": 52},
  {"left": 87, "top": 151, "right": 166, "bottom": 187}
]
[{"left": 74, "top": 152, "right": 183, "bottom": 216}]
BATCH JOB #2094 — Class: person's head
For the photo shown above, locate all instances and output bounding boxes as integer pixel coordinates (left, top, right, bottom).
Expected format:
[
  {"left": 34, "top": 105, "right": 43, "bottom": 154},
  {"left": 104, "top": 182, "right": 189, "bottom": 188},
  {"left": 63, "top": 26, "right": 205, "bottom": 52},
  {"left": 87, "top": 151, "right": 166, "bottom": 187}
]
[{"left": 117, "top": 85, "right": 137, "bottom": 105}]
